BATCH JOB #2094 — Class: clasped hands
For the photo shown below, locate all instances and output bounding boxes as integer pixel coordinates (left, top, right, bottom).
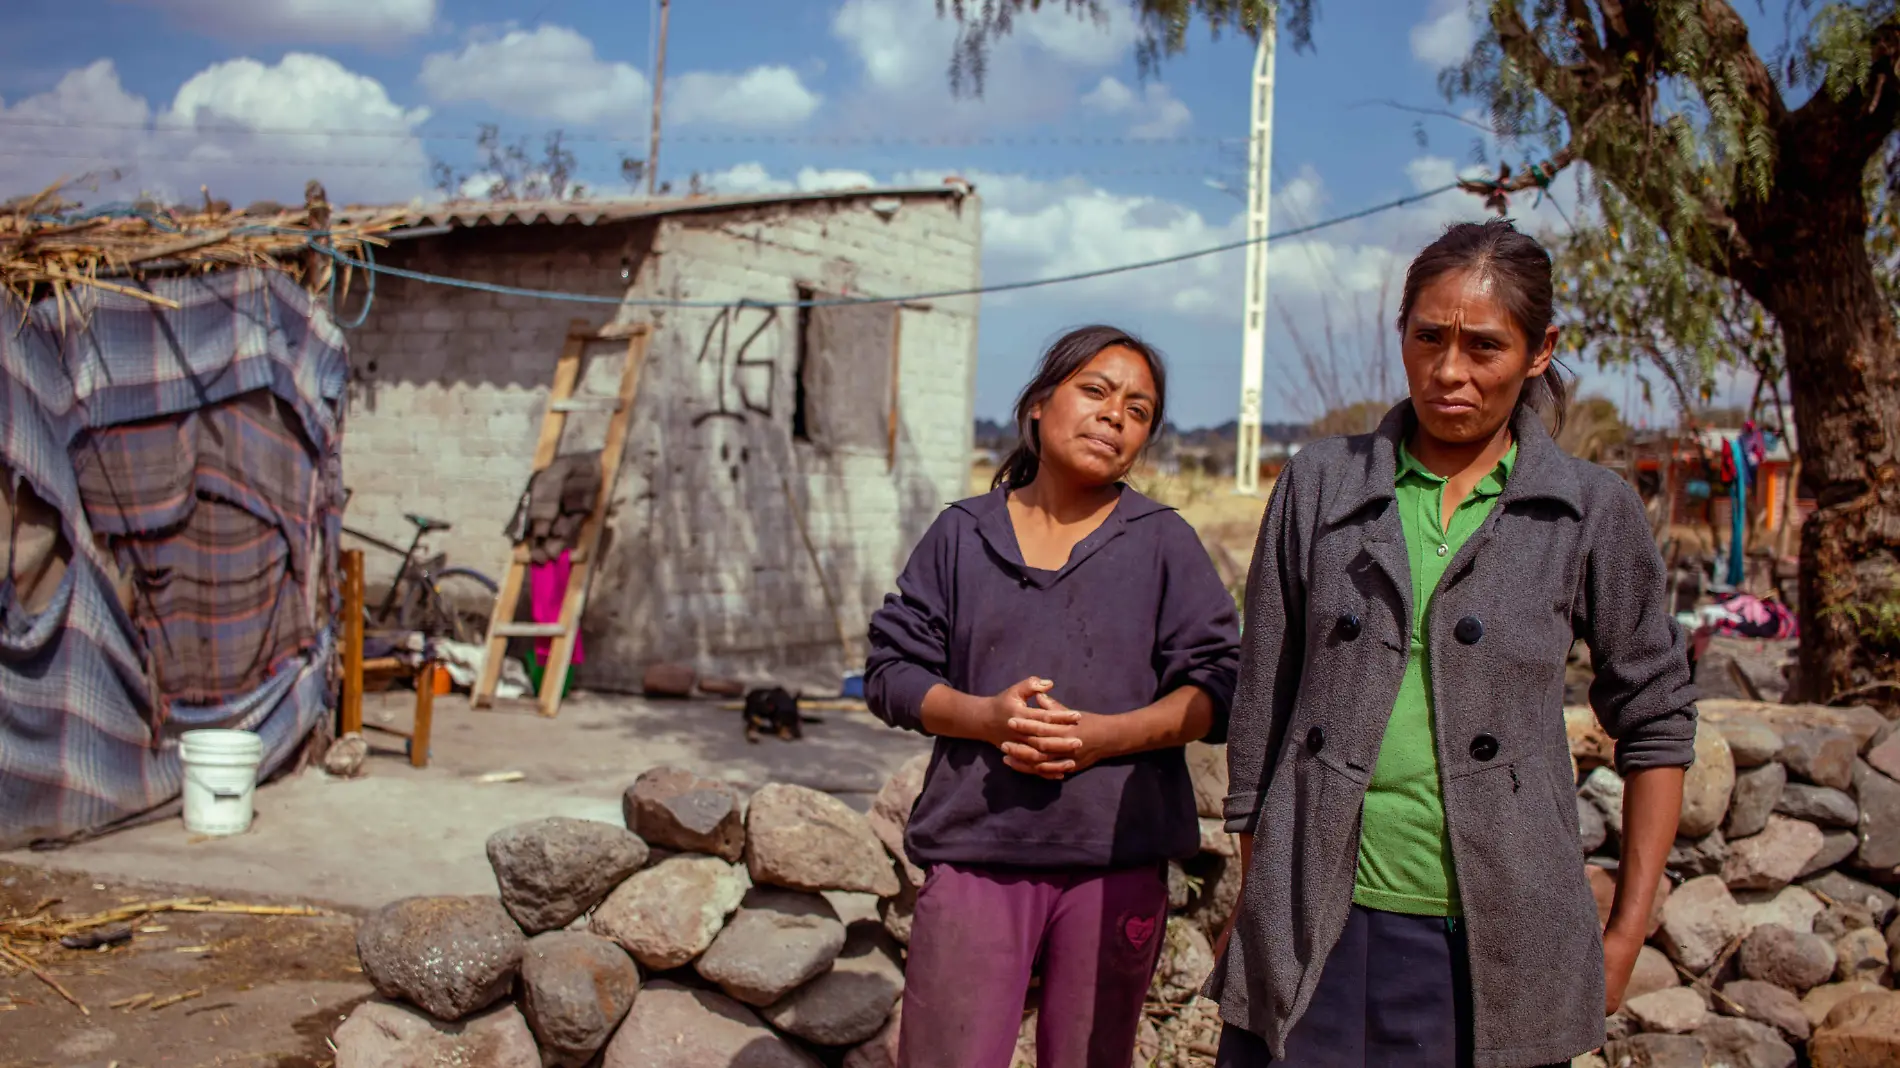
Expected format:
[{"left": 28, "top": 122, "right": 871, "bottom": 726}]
[{"left": 988, "top": 676, "right": 1116, "bottom": 781}]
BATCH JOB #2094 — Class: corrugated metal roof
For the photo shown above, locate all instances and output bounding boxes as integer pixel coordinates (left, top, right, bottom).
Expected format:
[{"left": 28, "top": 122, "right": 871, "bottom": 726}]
[{"left": 339, "top": 182, "right": 974, "bottom": 237}]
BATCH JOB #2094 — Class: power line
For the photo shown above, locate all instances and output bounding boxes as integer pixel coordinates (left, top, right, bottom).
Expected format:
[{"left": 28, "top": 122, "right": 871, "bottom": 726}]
[
  {"left": 0, "top": 115, "right": 1242, "bottom": 148},
  {"left": 307, "top": 182, "right": 1461, "bottom": 311},
  {"left": 0, "top": 145, "right": 1233, "bottom": 180}
]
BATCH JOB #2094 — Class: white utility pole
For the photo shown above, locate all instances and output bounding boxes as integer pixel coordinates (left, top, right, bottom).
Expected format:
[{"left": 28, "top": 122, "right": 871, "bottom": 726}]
[
  {"left": 646, "top": 0, "right": 671, "bottom": 196},
  {"left": 1234, "top": 13, "right": 1277, "bottom": 494}
]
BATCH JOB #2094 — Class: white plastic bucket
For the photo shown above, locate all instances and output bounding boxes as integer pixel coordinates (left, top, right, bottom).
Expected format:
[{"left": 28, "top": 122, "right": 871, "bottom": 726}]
[{"left": 179, "top": 729, "right": 264, "bottom": 836}]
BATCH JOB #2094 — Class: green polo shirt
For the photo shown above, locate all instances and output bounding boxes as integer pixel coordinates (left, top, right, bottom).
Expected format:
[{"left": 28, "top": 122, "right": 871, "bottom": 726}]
[{"left": 1352, "top": 439, "right": 1518, "bottom": 917}]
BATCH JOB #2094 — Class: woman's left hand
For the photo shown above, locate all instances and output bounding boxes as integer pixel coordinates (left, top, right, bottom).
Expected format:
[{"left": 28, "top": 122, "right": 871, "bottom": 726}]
[
  {"left": 1602, "top": 927, "right": 1645, "bottom": 1015},
  {"left": 999, "top": 693, "right": 1119, "bottom": 779}
]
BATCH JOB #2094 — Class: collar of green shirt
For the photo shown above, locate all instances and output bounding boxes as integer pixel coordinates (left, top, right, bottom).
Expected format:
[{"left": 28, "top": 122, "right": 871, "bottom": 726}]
[{"left": 1395, "top": 437, "right": 1519, "bottom": 499}]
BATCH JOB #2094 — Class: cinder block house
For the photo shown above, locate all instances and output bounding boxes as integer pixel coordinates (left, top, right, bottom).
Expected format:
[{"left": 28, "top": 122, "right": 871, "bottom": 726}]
[{"left": 338, "top": 185, "right": 981, "bottom": 687}]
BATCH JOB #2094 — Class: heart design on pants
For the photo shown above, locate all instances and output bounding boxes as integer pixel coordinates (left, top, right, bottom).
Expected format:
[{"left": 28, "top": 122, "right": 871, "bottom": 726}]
[{"left": 1124, "top": 914, "right": 1157, "bottom": 949}]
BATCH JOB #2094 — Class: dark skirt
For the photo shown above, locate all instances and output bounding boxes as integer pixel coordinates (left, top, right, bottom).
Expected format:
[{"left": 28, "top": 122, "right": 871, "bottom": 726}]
[{"left": 1215, "top": 905, "right": 1475, "bottom": 1068}]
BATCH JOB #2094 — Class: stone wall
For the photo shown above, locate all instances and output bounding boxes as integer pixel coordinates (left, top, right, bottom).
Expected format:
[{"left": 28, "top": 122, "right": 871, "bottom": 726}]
[{"left": 340, "top": 193, "right": 980, "bottom": 685}]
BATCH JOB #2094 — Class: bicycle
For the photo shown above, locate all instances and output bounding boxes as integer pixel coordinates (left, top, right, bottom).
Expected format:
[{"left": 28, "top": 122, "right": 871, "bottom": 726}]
[{"left": 341, "top": 506, "right": 499, "bottom": 645}]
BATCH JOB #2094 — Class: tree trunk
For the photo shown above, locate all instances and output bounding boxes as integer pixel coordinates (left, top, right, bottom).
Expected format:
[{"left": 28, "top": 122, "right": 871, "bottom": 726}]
[{"left": 1748, "top": 190, "right": 1900, "bottom": 702}]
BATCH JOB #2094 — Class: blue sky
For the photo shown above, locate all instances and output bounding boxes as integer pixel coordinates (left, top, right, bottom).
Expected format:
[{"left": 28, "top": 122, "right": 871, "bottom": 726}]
[{"left": 1, "top": 0, "right": 1708, "bottom": 429}]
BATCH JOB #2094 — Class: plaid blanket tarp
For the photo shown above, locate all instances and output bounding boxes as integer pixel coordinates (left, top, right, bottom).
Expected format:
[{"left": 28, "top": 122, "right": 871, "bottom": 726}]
[{"left": 0, "top": 270, "right": 344, "bottom": 849}]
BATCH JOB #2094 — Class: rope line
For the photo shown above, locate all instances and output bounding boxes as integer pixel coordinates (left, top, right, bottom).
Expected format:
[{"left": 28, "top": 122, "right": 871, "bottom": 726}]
[{"left": 306, "top": 183, "right": 1461, "bottom": 313}]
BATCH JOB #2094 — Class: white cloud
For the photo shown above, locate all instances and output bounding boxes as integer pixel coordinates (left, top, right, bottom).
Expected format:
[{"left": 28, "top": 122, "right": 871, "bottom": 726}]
[
  {"left": 1017, "top": 7, "right": 1140, "bottom": 67},
  {"left": 1411, "top": 0, "right": 1478, "bottom": 68},
  {"left": 126, "top": 0, "right": 436, "bottom": 44},
  {"left": 703, "top": 163, "right": 877, "bottom": 195},
  {"left": 830, "top": 0, "right": 1142, "bottom": 136},
  {"left": 420, "top": 26, "right": 821, "bottom": 131},
  {"left": 0, "top": 56, "right": 431, "bottom": 207},
  {"left": 419, "top": 25, "right": 650, "bottom": 126},
  {"left": 669, "top": 66, "right": 821, "bottom": 128},
  {"left": 1080, "top": 76, "right": 1192, "bottom": 138}
]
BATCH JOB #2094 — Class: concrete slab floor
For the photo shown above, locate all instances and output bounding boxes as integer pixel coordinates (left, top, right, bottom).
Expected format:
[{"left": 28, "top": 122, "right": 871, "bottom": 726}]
[{"left": 4, "top": 690, "right": 930, "bottom": 912}]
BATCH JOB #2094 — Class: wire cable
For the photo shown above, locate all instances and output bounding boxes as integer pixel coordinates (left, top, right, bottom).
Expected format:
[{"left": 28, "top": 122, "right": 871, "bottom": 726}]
[{"left": 304, "top": 183, "right": 1461, "bottom": 311}]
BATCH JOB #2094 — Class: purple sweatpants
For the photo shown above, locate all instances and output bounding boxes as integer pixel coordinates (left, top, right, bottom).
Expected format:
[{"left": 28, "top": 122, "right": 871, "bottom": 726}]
[{"left": 899, "top": 863, "right": 1170, "bottom": 1068}]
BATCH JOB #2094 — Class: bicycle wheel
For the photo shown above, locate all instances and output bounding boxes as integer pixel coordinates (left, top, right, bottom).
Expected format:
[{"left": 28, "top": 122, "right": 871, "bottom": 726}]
[{"left": 429, "top": 567, "right": 501, "bottom": 645}]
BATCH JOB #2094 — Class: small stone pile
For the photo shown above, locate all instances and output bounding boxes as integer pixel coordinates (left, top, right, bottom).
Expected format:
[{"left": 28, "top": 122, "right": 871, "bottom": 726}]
[
  {"left": 333, "top": 754, "right": 1244, "bottom": 1068},
  {"left": 1567, "top": 697, "right": 1900, "bottom": 1068}
]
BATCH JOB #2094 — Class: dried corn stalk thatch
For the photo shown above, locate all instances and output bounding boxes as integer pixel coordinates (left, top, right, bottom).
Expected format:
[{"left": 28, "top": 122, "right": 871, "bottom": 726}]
[{"left": 0, "top": 176, "right": 408, "bottom": 325}]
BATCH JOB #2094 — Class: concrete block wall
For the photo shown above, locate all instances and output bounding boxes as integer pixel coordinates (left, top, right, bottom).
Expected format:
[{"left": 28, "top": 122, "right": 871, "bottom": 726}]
[
  {"left": 338, "top": 194, "right": 979, "bottom": 685},
  {"left": 584, "top": 195, "right": 981, "bottom": 687}
]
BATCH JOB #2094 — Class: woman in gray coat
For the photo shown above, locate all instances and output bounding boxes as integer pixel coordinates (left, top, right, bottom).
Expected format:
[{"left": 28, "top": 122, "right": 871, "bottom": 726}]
[{"left": 1207, "top": 220, "right": 1696, "bottom": 1067}]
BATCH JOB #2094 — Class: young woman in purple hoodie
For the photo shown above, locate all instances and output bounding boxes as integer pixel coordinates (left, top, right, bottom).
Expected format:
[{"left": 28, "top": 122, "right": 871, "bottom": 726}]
[{"left": 865, "top": 325, "right": 1241, "bottom": 1068}]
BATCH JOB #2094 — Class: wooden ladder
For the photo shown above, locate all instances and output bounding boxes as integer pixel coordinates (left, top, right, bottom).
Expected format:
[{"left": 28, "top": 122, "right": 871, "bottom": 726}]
[{"left": 471, "top": 319, "right": 650, "bottom": 718}]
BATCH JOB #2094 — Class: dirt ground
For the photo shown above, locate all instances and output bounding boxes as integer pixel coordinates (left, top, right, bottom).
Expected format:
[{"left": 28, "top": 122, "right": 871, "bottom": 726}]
[{"left": 0, "top": 861, "right": 368, "bottom": 1068}]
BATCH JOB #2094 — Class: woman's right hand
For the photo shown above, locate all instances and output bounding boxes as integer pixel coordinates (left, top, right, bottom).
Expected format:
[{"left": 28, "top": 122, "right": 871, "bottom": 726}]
[{"left": 986, "top": 677, "right": 1083, "bottom": 778}]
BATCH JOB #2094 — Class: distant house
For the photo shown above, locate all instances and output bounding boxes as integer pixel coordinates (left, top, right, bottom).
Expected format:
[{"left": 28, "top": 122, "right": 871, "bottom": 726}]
[{"left": 336, "top": 186, "right": 981, "bottom": 685}]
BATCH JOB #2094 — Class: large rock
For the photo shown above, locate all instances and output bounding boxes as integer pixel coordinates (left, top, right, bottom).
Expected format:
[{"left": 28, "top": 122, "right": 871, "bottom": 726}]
[
  {"left": 1777, "top": 784, "right": 1860, "bottom": 828},
  {"left": 334, "top": 1000, "right": 539, "bottom": 1068},
  {"left": 1780, "top": 728, "right": 1858, "bottom": 791},
  {"left": 1700, "top": 701, "right": 1887, "bottom": 752},
  {"left": 602, "top": 981, "right": 820, "bottom": 1068},
  {"left": 1816, "top": 900, "right": 1878, "bottom": 942},
  {"left": 1680, "top": 725, "right": 1737, "bottom": 839},
  {"left": 1724, "top": 817, "right": 1826, "bottom": 891},
  {"left": 1696, "top": 637, "right": 1794, "bottom": 702},
  {"left": 623, "top": 766, "right": 746, "bottom": 862},
  {"left": 1626, "top": 987, "right": 1709, "bottom": 1034},
  {"left": 1806, "top": 872, "right": 1899, "bottom": 923},
  {"left": 842, "top": 1001, "right": 901, "bottom": 1068},
  {"left": 748, "top": 783, "right": 901, "bottom": 897},
  {"left": 1186, "top": 852, "right": 1244, "bottom": 945},
  {"left": 760, "top": 925, "right": 905, "bottom": 1047},
  {"left": 520, "top": 931, "right": 640, "bottom": 1068},
  {"left": 1579, "top": 797, "right": 1608, "bottom": 853},
  {"left": 1867, "top": 729, "right": 1900, "bottom": 781},
  {"left": 486, "top": 818, "right": 649, "bottom": 935},
  {"left": 1722, "top": 979, "right": 1812, "bottom": 1041},
  {"left": 1721, "top": 721, "right": 1788, "bottom": 770},
  {"left": 357, "top": 896, "right": 526, "bottom": 1021},
  {"left": 1739, "top": 924, "right": 1838, "bottom": 993},
  {"left": 1809, "top": 990, "right": 1900, "bottom": 1068},
  {"left": 590, "top": 854, "right": 749, "bottom": 970},
  {"left": 1671, "top": 831, "right": 1730, "bottom": 880},
  {"left": 1693, "top": 1017, "right": 1796, "bottom": 1068},
  {"left": 1834, "top": 927, "right": 1889, "bottom": 984},
  {"left": 879, "top": 876, "right": 915, "bottom": 946},
  {"left": 1627, "top": 945, "right": 1682, "bottom": 1003},
  {"left": 1738, "top": 885, "right": 1824, "bottom": 936},
  {"left": 1600, "top": 1034, "right": 1707, "bottom": 1068},
  {"left": 1567, "top": 706, "right": 1615, "bottom": 770},
  {"left": 866, "top": 754, "right": 929, "bottom": 887},
  {"left": 694, "top": 888, "right": 846, "bottom": 1007},
  {"left": 1660, "top": 876, "right": 1749, "bottom": 972},
  {"left": 1803, "top": 831, "right": 1863, "bottom": 879},
  {"left": 1803, "top": 981, "right": 1887, "bottom": 1030},
  {"left": 1852, "top": 760, "right": 1900, "bottom": 871},
  {"left": 1728, "top": 763, "right": 1788, "bottom": 840},
  {"left": 1200, "top": 817, "right": 1238, "bottom": 857},
  {"left": 1187, "top": 741, "right": 1227, "bottom": 819},
  {"left": 1152, "top": 916, "right": 1216, "bottom": 1004},
  {"left": 1588, "top": 865, "right": 1671, "bottom": 936},
  {"left": 1581, "top": 767, "right": 1626, "bottom": 833}
]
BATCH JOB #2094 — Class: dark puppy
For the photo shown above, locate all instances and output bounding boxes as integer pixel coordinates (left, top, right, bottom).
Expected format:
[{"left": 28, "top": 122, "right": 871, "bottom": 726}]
[{"left": 743, "top": 687, "right": 802, "bottom": 743}]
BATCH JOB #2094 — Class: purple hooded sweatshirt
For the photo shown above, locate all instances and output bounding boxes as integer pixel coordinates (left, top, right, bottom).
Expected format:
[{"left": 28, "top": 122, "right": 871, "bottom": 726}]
[{"left": 865, "top": 484, "right": 1240, "bottom": 871}]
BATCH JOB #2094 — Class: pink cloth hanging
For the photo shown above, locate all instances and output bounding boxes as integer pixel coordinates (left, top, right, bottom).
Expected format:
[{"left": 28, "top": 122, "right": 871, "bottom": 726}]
[{"left": 529, "top": 550, "right": 584, "bottom": 665}]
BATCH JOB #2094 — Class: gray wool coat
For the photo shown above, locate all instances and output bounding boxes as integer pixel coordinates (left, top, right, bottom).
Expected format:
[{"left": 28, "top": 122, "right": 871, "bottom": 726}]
[{"left": 1205, "top": 401, "right": 1698, "bottom": 1068}]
